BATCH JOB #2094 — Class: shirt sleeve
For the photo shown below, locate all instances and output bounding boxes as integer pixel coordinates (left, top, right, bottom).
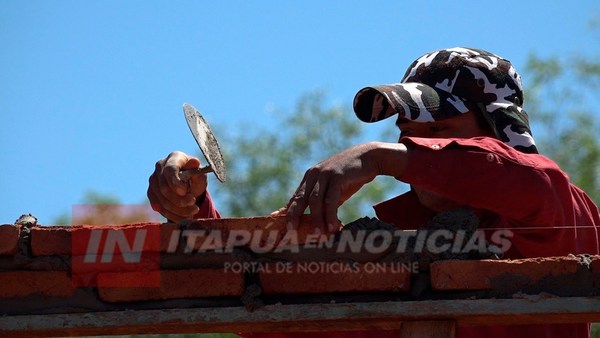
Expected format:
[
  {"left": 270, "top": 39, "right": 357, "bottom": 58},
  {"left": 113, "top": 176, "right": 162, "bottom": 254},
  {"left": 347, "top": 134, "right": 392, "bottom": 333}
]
[
  {"left": 193, "top": 190, "right": 221, "bottom": 219},
  {"left": 398, "top": 136, "right": 573, "bottom": 226}
]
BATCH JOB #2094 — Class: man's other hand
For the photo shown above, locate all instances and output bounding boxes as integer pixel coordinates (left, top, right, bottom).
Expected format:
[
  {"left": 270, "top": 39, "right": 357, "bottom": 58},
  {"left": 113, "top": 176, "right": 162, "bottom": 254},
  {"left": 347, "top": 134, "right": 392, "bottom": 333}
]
[{"left": 284, "top": 142, "right": 408, "bottom": 233}]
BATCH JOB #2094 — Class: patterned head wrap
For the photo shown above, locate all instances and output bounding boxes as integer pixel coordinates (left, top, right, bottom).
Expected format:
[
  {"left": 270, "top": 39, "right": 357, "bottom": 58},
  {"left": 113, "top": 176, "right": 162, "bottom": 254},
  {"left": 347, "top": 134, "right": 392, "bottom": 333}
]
[{"left": 353, "top": 47, "right": 538, "bottom": 154}]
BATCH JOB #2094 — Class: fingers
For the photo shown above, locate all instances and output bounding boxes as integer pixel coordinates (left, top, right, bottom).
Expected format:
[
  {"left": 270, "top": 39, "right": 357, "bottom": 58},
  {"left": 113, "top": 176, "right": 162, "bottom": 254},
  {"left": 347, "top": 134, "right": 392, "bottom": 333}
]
[
  {"left": 163, "top": 152, "right": 201, "bottom": 196},
  {"left": 156, "top": 159, "right": 197, "bottom": 207},
  {"left": 148, "top": 188, "right": 197, "bottom": 222},
  {"left": 285, "top": 170, "right": 318, "bottom": 230},
  {"left": 309, "top": 175, "right": 343, "bottom": 233},
  {"left": 270, "top": 207, "right": 287, "bottom": 216},
  {"left": 286, "top": 168, "right": 342, "bottom": 234},
  {"left": 148, "top": 164, "right": 199, "bottom": 221},
  {"left": 284, "top": 143, "right": 386, "bottom": 234},
  {"left": 307, "top": 180, "right": 325, "bottom": 230},
  {"left": 147, "top": 151, "right": 206, "bottom": 221},
  {"left": 324, "top": 188, "right": 342, "bottom": 232}
]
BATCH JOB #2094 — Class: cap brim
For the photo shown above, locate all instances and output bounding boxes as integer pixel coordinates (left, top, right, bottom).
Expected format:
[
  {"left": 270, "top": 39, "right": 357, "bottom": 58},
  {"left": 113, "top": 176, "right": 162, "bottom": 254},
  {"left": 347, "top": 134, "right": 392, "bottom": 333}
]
[{"left": 353, "top": 83, "right": 470, "bottom": 123}]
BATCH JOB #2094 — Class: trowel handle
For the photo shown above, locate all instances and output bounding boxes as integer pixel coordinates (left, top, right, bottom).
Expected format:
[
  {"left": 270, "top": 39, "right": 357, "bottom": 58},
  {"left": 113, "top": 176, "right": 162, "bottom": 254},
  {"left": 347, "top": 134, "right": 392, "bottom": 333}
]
[{"left": 179, "top": 165, "right": 214, "bottom": 182}]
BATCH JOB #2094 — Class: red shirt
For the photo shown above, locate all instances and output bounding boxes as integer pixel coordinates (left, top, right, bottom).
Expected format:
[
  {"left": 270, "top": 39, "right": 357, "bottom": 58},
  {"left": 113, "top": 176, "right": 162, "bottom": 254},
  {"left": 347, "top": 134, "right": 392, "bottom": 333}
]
[
  {"left": 200, "top": 136, "right": 600, "bottom": 338},
  {"left": 378, "top": 137, "right": 600, "bottom": 258}
]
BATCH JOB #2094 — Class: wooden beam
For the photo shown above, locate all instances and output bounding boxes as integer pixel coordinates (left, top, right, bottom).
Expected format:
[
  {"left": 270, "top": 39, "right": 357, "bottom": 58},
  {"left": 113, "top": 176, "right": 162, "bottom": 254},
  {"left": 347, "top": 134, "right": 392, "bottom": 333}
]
[{"left": 1, "top": 297, "right": 600, "bottom": 337}]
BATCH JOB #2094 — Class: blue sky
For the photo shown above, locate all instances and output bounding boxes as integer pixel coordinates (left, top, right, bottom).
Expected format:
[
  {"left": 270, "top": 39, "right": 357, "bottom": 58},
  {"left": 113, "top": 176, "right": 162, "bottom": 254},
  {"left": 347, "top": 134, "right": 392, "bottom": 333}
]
[{"left": 1, "top": 1, "right": 599, "bottom": 225}]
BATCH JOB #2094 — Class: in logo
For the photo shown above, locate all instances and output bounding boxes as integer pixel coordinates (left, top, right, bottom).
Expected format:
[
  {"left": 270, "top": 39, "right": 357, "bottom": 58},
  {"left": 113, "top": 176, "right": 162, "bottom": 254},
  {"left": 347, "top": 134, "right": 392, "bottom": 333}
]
[{"left": 71, "top": 205, "right": 161, "bottom": 287}]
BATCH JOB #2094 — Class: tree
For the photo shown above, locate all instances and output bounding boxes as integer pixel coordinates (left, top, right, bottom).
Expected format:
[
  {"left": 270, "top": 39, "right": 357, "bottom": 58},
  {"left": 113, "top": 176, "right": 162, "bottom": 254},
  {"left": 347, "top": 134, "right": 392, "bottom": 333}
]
[
  {"left": 524, "top": 51, "right": 600, "bottom": 204},
  {"left": 53, "top": 191, "right": 160, "bottom": 225},
  {"left": 215, "top": 90, "right": 399, "bottom": 223}
]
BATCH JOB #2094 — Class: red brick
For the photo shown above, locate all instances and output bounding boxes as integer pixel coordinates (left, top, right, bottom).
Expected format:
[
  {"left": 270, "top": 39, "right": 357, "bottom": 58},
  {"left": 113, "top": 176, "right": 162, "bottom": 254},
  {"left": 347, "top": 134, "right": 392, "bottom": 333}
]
[
  {"left": 430, "top": 256, "right": 581, "bottom": 291},
  {"left": 31, "top": 223, "right": 171, "bottom": 256},
  {"left": 30, "top": 218, "right": 319, "bottom": 256},
  {"left": 160, "top": 222, "right": 180, "bottom": 252},
  {"left": 97, "top": 268, "right": 244, "bottom": 302},
  {"left": 70, "top": 253, "right": 162, "bottom": 288},
  {"left": 30, "top": 225, "right": 71, "bottom": 256},
  {"left": 0, "top": 224, "right": 19, "bottom": 255},
  {"left": 183, "top": 215, "right": 324, "bottom": 252},
  {"left": 260, "top": 262, "right": 411, "bottom": 295},
  {"left": 0, "top": 271, "right": 75, "bottom": 298}
]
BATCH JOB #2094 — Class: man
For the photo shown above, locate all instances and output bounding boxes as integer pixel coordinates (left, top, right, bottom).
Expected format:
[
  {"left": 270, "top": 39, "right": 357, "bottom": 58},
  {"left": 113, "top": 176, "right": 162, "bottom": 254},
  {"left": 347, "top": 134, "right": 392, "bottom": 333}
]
[{"left": 148, "top": 47, "right": 600, "bottom": 337}]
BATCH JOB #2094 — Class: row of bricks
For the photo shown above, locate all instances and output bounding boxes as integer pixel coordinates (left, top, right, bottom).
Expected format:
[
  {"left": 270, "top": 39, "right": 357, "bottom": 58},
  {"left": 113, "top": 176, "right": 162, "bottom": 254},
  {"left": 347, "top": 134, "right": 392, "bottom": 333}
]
[
  {"left": 1, "top": 257, "right": 598, "bottom": 303},
  {"left": 0, "top": 216, "right": 319, "bottom": 256},
  {"left": 0, "top": 262, "right": 409, "bottom": 302}
]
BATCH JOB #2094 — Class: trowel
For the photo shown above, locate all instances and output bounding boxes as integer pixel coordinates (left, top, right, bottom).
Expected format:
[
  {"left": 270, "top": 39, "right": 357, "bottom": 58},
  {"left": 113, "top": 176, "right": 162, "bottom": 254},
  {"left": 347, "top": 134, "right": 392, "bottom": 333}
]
[{"left": 179, "top": 103, "right": 227, "bottom": 183}]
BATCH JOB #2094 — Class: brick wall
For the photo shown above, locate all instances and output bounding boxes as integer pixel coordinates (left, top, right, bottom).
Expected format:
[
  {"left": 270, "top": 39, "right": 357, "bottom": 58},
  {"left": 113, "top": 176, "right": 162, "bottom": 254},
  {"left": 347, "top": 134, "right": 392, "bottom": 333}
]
[{"left": 0, "top": 216, "right": 599, "bottom": 334}]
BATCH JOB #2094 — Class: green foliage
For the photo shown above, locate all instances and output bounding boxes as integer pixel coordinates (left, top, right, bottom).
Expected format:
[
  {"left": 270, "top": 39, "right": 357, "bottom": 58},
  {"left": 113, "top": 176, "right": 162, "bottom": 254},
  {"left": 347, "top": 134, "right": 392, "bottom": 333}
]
[
  {"left": 52, "top": 190, "right": 122, "bottom": 225},
  {"left": 53, "top": 213, "right": 71, "bottom": 225},
  {"left": 592, "top": 323, "right": 600, "bottom": 338},
  {"left": 81, "top": 191, "right": 121, "bottom": 204},
  {"left": 217, "top": 90, "right": 398, "bottom": 223},
  {"left": 51, "top": 191, "right": 157, "bottom": 225},
  {"left": 524, "top": 52, "right": 600, "bottom": 204}
]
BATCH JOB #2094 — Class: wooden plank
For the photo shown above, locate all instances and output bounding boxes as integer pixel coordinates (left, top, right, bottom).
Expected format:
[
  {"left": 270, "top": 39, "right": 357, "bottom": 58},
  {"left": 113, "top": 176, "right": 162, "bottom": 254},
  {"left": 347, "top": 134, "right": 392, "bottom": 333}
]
[{"left": 1, "top": 297, "right": 600, "bottom": 337}]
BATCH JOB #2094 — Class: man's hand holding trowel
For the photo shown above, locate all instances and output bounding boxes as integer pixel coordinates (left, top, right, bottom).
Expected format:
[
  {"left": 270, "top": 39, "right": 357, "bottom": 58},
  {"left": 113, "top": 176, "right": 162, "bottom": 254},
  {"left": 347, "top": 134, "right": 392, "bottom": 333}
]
[
  {"left": 147, "top": 104, "right": 225, "bottom": 222},
  {"left": 147, "top": 150, "right": 208, "bottom": 222}
]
